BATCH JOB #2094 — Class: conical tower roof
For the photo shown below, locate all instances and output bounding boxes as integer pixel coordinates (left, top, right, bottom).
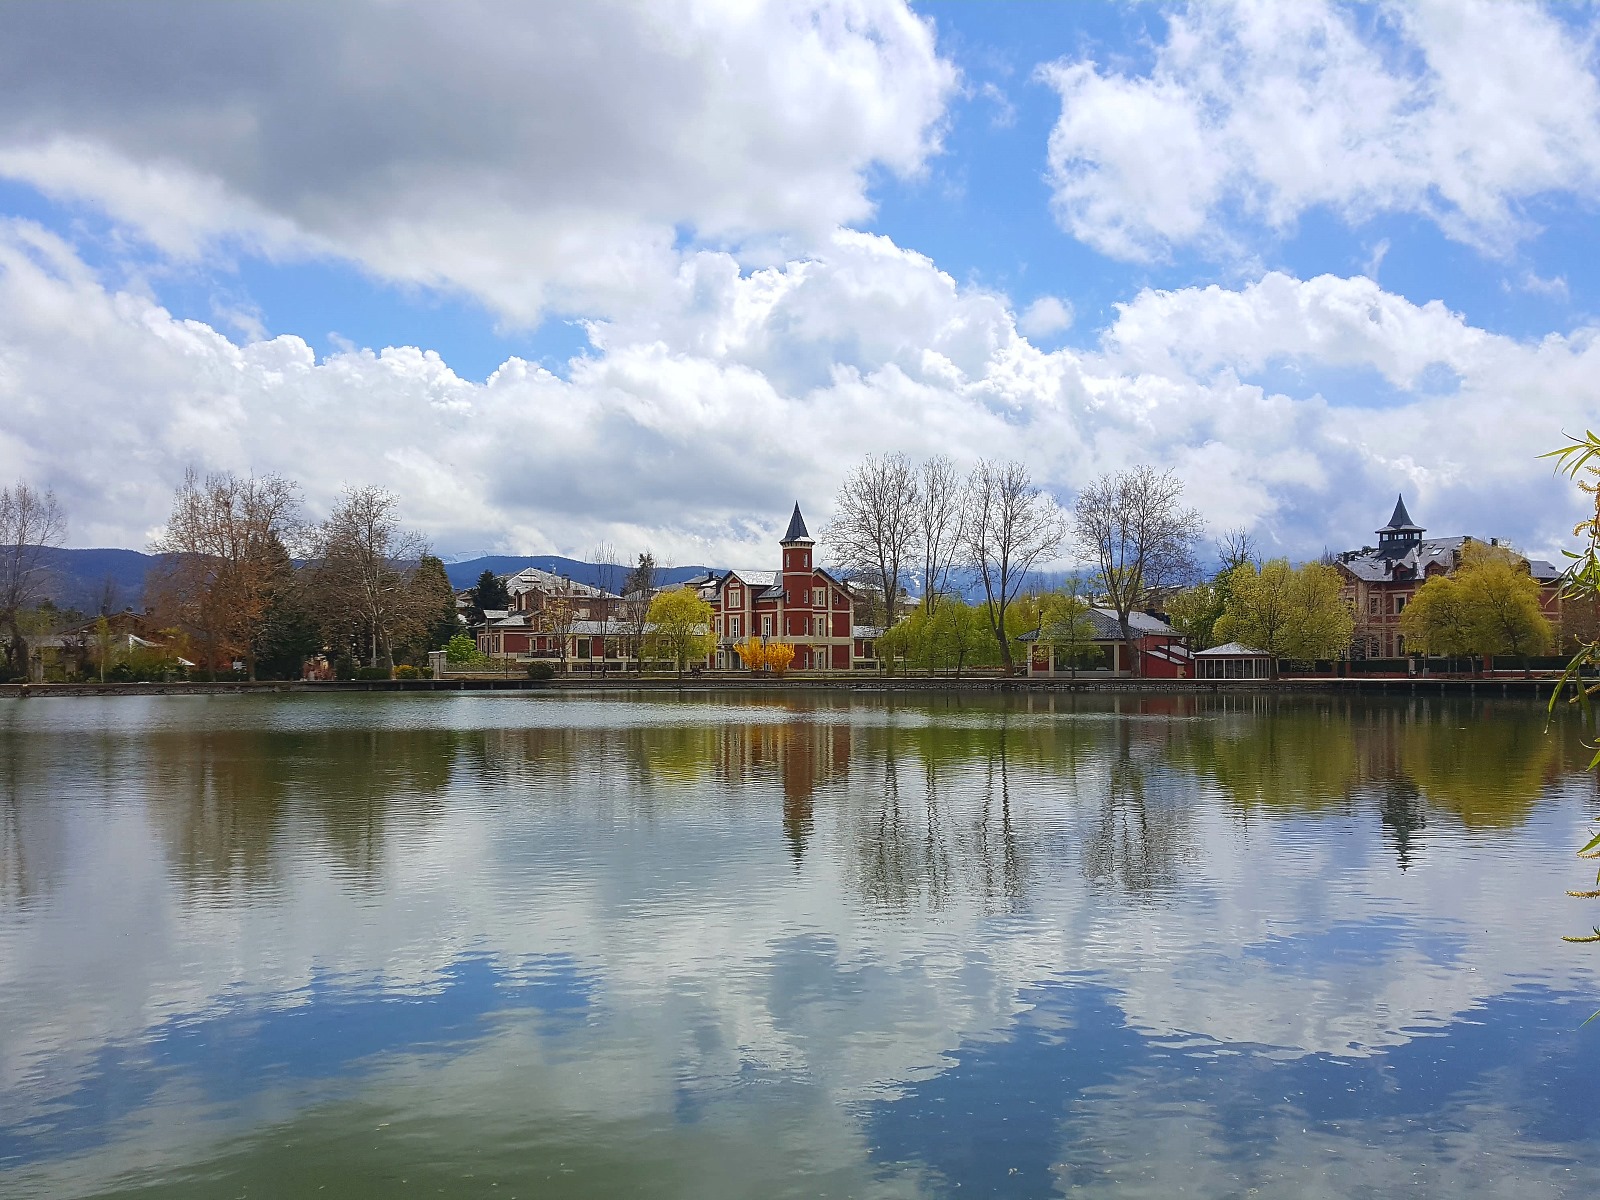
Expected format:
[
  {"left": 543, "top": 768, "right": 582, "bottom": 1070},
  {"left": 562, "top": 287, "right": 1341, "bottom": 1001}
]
[
  {"left": 1378, "top": 494, "right": 1422, "bottom": 534},
  {"left": 781, "top": 503, "right": 812, "bottom": 544}
]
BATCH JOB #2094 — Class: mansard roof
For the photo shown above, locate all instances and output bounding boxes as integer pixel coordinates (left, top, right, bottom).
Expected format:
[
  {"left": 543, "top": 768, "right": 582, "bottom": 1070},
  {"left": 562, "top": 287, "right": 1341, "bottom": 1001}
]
[
  {"left": 1340, "top": 536, "right": 1464, "bottom": 582},
  {"left": 1378, "top": 494, "right": 1423, "bottom": 534},
  {"left": 781, "top": 503, "right": 812, "bottom": 544}
]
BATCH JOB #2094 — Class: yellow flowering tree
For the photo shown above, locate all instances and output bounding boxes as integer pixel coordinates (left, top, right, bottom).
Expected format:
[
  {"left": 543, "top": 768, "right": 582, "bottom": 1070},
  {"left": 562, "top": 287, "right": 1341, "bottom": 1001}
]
[
  {"left": 643, "top": 589, "right": 715, "bottom": 680},
  {"left": 735, "top": 635, "right": 767, "bottom": 671},
  {"left": 765, "top": 641, "right": 795, "bottom": 675}
]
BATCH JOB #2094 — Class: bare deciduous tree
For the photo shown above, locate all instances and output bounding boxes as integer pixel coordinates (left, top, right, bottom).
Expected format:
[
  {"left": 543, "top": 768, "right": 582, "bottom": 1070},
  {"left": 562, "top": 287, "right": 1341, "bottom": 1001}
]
[
  {"left": 309, "top": 486, "right": 426, "bottom": 669},
  {"left": 148, "top": 471, "right": 302, "bottom": 679},
  {"left": 1073, "top": 466, "right": 1203, "bottom": 677},
  {"left": 962, "top": 460, "right": 1064, "bottom": 671},
  {"left": 1216, "top": 527, "right": 1259, "bottom": 574},
  {"left": 590, "top": 540, "right": 622, "bottom": 663},
  {"left": 590, "top": 541, "right": 622, "bottom": 603},
  {"left": 822, "top": 453, "right": 919, "bottom": 628},
  {"left": 621, "top": 551, "right": 657, "bottom": 671},
  {"left": 0, "top": 483, "right": 66, "bottom": 678},
  {"left": 916, "top": 455, "right": 964, "bottom": 615}
]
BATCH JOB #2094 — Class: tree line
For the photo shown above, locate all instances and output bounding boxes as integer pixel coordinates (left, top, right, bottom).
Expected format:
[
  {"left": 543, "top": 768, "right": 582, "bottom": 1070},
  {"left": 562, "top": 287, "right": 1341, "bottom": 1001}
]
[
  {"left": 825, "top": 455, "right": 1561, "bottom": 675},
  {"left": 0, "top": 472, "right": 458, "bottom": 682},
  {"left": 145, "top": 471, "right": 458, "bottom": 679},
  {"left": 822, "top": 455, "right": 1205, "bottom": 672}
]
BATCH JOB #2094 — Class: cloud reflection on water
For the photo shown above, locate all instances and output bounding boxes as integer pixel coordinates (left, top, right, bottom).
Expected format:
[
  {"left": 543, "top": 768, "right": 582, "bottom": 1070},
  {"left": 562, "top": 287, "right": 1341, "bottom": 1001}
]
[{"left": 1, "top": 691, "right": 1598, "bottom": 1198}]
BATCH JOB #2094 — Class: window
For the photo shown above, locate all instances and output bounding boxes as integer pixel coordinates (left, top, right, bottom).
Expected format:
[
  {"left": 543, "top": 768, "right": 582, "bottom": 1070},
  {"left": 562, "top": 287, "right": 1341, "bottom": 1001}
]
[
  {"left": 729, "top": 615, "right": 741, "bottom": 638},
  {"left": 813, "top": 587, "right": 826, "bottom": 606},
  {"left": 728, "top": 586, "right": 741, "bottom": 606},
  {"left": 1393, "top": 595, "right": 1406, "bottom": 614},
  {"left": 814, "top": 615, "right": 827, "bottom": 636},
  {"left": 1369, "top": 596, "right": 1379, "bottom": 615},
  {"left": 761, "top": 615, "right": 772, "bottom": 637}
]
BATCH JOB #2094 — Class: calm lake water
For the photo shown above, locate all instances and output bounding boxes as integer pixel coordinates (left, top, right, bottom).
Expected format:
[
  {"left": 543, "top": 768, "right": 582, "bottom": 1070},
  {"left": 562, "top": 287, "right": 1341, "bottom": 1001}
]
[{"left": 3, "top": 690, "right": 1600, "bottom": 1198}]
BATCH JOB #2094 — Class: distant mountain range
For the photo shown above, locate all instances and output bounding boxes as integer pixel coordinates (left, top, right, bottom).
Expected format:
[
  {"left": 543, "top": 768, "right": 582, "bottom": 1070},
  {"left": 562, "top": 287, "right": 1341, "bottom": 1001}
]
[
  {"left": 30, "top": 547, "right": 721, "bottom": 611},
  {"left": 439, "top": 555, "right": 717, "bottom": 593},
  {"left": 34, "top": 547, "right": 160, "bottom": 613},
  {"left": 33, "top": 547, "right": 1073, "bottom": 613}
]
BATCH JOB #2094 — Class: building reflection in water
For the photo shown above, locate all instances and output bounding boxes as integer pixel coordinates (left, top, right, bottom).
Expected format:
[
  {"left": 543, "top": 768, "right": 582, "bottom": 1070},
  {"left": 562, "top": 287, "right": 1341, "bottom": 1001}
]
[{"left": 1, "top": 692, "right": 1593, "bottom": 916}]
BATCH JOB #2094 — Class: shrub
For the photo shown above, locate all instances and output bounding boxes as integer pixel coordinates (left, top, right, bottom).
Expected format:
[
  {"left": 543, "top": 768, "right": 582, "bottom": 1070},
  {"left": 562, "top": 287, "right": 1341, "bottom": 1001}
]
[
  {"left": 393, "top": 664, "right": 420, "bottom": 680},
  {"left": 526, "top": 661, "right": 556, "bottom": 681},
  {"left": 445, "top": 633, "right": 480, "bottom": 664},
  {"left": 333, "top": 656, "right": 355, "bottom": 680},
  {"left": 420, "top": 666, "right": 433, "bottom": 679},
  {"left": 353, "top": 666, "right": 391, "bottom": 680}
]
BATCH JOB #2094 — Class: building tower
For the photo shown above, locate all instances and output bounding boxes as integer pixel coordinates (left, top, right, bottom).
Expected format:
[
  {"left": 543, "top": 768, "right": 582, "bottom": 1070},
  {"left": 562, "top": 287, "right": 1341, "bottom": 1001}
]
[
  {"left": 1376, "top": 494, "right": 1424, "bottom": 558},
  {"left": 779, "top": 503, "right": 814, "bottom": 638}
]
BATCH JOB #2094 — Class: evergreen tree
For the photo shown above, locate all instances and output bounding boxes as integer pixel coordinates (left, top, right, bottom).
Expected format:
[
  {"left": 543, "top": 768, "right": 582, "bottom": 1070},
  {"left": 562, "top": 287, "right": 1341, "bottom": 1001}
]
[
  {"left": 252, "top": 536, "right": 320, "bottom": 680},
  {"left": 398, "top": 554, "right": 460, "bottom": 659},
  {"left": 471, "top": 569, "right": 511, "bottom": 619}
]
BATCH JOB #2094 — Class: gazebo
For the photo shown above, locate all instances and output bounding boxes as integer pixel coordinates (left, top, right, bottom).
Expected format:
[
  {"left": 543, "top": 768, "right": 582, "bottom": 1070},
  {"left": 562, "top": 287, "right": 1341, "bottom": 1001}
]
[{"left": 1194, "top": 642, "right": 1274, "bottom": 679}]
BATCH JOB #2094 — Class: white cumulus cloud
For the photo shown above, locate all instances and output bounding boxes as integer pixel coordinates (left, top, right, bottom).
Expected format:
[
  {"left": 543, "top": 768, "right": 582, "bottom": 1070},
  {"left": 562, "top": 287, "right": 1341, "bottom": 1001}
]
[
  {"left": 1040, "top": 0, "right": 1600, "bottom": 260},
  {"left": 1018, "top": 296, "right": 1075, "bottom": 339},
  {"left": 0, "top": 220, "right": 1593, "bottom": 567},
  {"left": 0, "top": 0, "right": 957, "bottom": 324}
]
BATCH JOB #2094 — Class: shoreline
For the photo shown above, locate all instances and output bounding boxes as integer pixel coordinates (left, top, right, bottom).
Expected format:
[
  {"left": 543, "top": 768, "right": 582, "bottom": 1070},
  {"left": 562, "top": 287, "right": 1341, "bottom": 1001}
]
[{"left": 0, "top": 674, "right": 1564, "bottom": 699}]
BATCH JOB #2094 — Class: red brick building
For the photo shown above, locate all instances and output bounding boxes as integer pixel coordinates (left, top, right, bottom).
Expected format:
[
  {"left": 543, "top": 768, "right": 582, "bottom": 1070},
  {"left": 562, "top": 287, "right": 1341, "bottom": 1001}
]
[
  {"left": 697, "top": 504, "right": 856, "bottom": 671},
  {"left": 1334, "top": 496, "right": 1561, "bottom": 658}
]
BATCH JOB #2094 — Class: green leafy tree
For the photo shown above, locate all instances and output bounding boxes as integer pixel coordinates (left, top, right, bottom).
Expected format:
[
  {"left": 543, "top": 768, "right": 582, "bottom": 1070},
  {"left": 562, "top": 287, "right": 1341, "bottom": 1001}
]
[
  {"left": 1545, "top": 432, "right": 1600, "bottom": 942},
  {"left": 1456, "top": 543, "right": 1552, "bottom": 666},
  {"left": 1163, "top": 581, "right": 1224, "bottom": 651},
  {"left": 1398, "top": 574, "right": 1474, "bottom": 658},
  {"left": 1215, "top": 559, "right": 1353, "bottom": 677},
  {"left": 644, "top": 589, "right": 715, "bottom": 680},
  {"left": 1401, "top": 542, "right": 1552, "bottom": 668},
  {"left": 936, "top": 600, "right": 996, "bottom": 678},
  {"left": 1033, "top": 585, "right": 1102, "bottom": 677}
]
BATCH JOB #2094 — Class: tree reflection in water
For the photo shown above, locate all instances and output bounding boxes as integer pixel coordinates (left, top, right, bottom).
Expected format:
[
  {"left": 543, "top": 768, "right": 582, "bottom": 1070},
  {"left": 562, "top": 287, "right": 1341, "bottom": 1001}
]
[
  {"left": 1162, "top": 694, "right": 1578, "bottom": 869},
  {"left": 1, "top": 691, "right": 1589, "bottom": 917},
  {"left": 143, "top": 727, "right": 461, "bottom": 894}
]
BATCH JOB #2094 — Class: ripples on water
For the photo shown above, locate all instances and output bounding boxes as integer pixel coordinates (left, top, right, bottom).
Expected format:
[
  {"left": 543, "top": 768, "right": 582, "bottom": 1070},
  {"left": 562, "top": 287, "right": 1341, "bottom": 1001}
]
[{"left": 1, "top": 690, "right": 1599, "bottom": 1198}]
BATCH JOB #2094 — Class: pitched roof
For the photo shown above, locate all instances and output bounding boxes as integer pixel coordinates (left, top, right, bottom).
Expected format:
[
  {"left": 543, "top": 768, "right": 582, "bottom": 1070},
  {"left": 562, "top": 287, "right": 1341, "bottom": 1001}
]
[
  {"left": 502, "top": 566, "right": 617, "bottom": 600},
  {"left": 724, "top": 570, "right": 778, "bottom": 587},
  {"left": 1196, "top": 642, "right": 1272, "bottom": 657},
  {"left": 1379, "top": 494, "right": 1423, "bottom": 533},
  {"left": 1019, "top": 606, "right": 1176, "bottom": 642},
  {"left": 780, "top": 503, "right": 812, "bottom": 543}
]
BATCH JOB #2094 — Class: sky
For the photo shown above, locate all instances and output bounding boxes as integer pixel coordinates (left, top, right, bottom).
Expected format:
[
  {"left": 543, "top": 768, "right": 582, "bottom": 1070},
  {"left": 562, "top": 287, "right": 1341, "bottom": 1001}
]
[{"left": 1, "top": 0, "right": 1598, "bottom": 568}]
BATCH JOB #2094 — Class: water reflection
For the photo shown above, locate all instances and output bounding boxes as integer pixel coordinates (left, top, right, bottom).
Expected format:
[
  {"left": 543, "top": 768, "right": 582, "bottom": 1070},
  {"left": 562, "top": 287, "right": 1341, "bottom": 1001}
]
[{"left": 1, "top": 692, "right": 1598, "bottom": 1199}]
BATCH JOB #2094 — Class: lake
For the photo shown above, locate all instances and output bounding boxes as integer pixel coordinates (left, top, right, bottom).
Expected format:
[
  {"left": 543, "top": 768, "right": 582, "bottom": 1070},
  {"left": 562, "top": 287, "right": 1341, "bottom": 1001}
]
[{"left": 2, "top": 690, "right": 1599, "bottom": 1198}]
